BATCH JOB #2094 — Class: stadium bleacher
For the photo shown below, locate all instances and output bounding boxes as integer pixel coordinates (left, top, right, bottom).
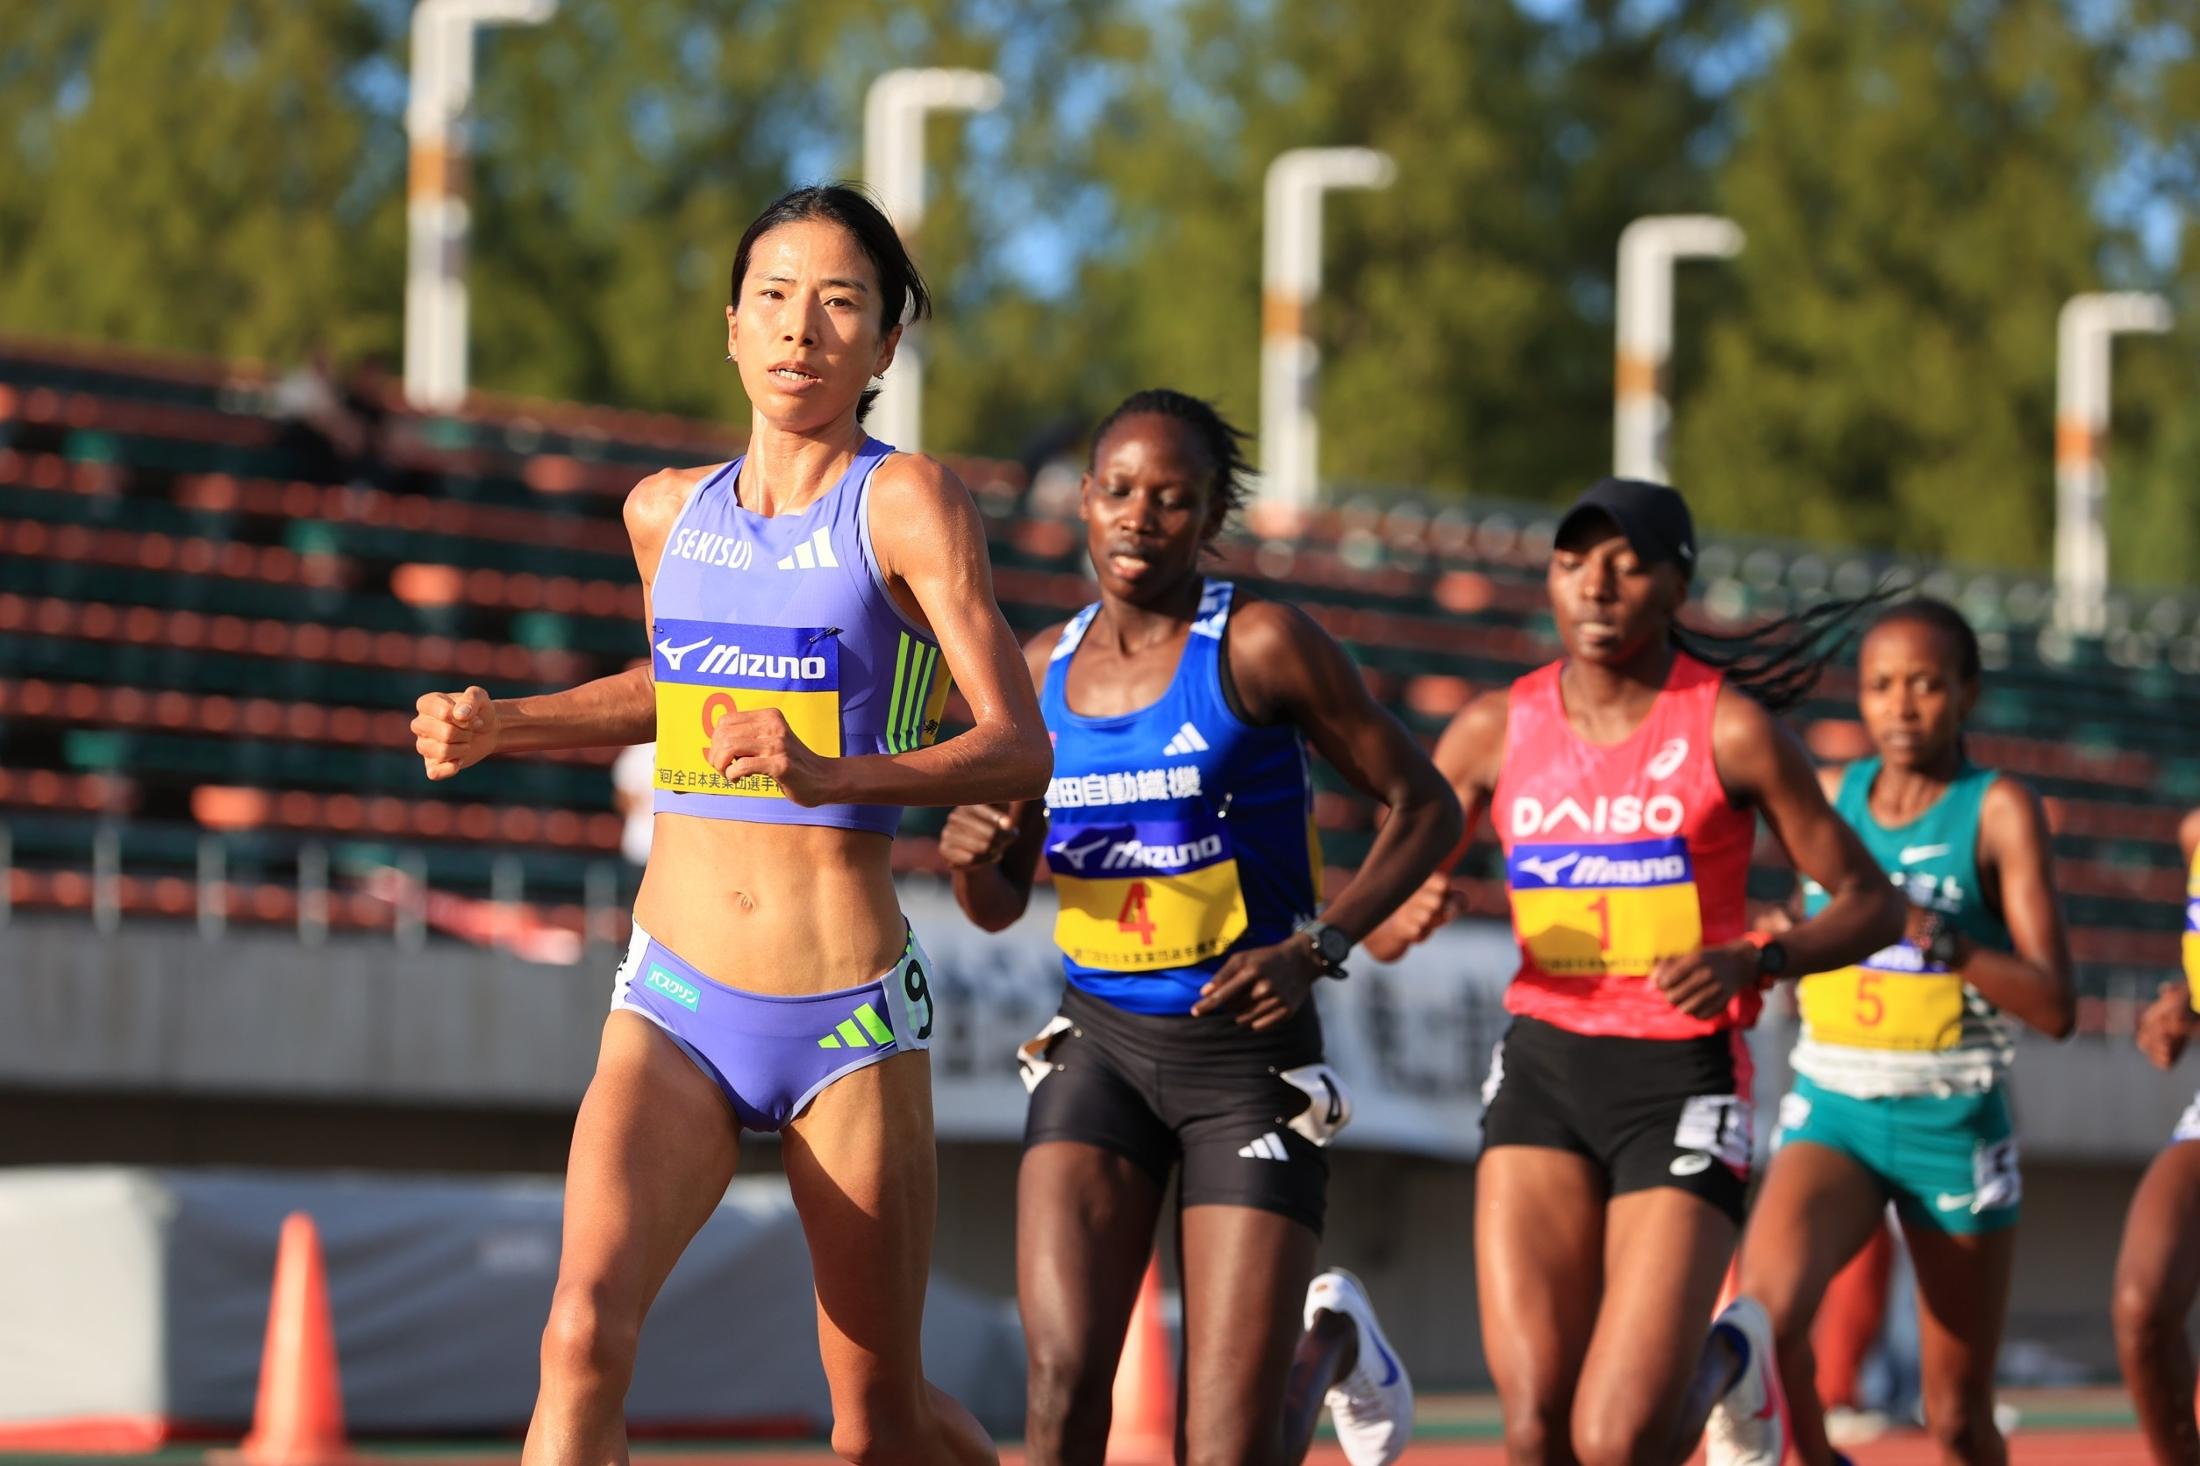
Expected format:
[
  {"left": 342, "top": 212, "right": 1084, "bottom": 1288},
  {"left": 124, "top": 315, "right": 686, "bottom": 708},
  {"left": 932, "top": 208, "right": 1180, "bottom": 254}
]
[{"left": 0, "top": 335, "right": 2188, "bottom": 1012}]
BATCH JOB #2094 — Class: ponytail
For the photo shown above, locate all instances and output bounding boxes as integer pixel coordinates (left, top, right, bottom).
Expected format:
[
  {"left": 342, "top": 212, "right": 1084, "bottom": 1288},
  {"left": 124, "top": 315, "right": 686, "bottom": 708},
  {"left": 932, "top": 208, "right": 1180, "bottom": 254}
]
[{"left": 1672, "top": 582, "right": 1906, "bottom": 713}]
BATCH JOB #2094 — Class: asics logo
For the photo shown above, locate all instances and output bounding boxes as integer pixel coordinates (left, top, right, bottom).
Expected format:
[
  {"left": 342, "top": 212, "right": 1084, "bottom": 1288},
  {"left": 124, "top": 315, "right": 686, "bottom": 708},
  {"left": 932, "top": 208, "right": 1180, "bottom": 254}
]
[
  {"left": 1515, "top": 851, "right": 1581, "bottom": 885},
  {"left": 776, "top": 527, "right": 841, "bottom": 572},
  {"left": 1510, "top": 794, "right": 1685, "bottom": 837},
  {"left": 1646, "top": 738, "right": 1690, "bottom": 781},
  {"left": 1670, "top": 1153, "right": 1713, "bottom": 1177}
]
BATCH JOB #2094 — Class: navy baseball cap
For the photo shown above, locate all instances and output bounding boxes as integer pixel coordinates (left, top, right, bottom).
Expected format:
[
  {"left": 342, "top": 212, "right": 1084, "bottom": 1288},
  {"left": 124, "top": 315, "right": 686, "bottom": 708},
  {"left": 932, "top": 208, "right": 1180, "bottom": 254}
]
[{"left": 1555, "top": 477, "right": 1696, "bottom": 573}]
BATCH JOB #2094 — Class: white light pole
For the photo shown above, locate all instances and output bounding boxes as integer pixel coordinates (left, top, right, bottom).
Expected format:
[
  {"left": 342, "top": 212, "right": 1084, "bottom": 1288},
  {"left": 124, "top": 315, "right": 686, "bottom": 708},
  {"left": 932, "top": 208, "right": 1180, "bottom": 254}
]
[
  {"left": 404, "top": 0, "right": 557, "bottom": 411},
  {"left": 2055, "top": 291, "right": 2173, "bottom": 634},
  {"left": 1613, "top": 215, "right": 1743, "bottom": 483},
  {"left": 861, "top": 67, "right": 1002, "bottom": 455},
  {"left": 1258, "top": 147, "right": 1396, "bottom": 514}
]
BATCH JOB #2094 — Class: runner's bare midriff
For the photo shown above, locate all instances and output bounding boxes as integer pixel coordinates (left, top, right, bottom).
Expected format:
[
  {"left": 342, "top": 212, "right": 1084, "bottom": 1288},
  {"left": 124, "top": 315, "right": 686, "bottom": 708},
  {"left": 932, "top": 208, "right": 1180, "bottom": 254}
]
[{"left": 635, "top": 814, "right": 907, "bottom": 993}]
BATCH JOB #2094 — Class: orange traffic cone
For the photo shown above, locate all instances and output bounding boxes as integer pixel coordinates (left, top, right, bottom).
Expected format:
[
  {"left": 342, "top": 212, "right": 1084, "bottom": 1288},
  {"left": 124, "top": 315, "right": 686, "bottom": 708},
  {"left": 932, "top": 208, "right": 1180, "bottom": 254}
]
[
  {"left": 1106, "top": 1254, "right": 1175, "bottom": 1464},
  {"left": 228, "top": 1213, "right": 357, "bottom": 1466}
]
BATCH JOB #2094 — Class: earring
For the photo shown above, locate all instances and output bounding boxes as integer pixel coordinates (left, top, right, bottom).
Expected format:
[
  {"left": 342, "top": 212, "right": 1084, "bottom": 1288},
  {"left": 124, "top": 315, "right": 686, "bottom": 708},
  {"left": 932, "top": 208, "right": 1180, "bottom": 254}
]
[{"left": 725, "top": 353, "right": 735, "bottom": 363}]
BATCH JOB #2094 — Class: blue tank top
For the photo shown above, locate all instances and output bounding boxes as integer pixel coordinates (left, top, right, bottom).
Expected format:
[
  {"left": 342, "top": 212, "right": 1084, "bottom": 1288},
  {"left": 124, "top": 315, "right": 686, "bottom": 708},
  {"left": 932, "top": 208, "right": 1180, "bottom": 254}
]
[
  {"left": 1040, "top": 580, "right": 1321, "bottom": 1015},
  {"left": 647, "top": 439, "right": 950, "bottom": 837}
]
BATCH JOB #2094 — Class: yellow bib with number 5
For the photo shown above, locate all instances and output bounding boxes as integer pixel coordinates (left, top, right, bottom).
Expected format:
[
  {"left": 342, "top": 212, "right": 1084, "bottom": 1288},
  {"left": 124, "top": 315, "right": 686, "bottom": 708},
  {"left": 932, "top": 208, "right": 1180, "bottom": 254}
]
[{"left": 1798, "top": 945, "right": 1966, "bottom": 1052}]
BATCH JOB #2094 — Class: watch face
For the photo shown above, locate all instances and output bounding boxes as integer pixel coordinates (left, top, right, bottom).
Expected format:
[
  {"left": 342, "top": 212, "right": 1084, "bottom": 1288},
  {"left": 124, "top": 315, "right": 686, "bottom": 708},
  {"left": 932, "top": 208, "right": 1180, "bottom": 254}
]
[
  {"left": 1315, "top": 926, "right": 1351, "bottom": 963},
  {"left": 1760, "top": 940, "right": 1788, "bottom": 976}
]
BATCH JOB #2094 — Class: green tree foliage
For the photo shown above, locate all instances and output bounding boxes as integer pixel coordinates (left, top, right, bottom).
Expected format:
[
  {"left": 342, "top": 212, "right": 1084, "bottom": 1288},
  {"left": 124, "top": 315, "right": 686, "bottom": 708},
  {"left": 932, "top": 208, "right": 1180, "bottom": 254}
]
[
  {"left": 1, "top": 0, "right": 2193, "bottom": 585},
  {"left": 1675, "top": 0, "right": 2197, "bottom": 573},
  {"left": 0, "top": 0, "right": 404, "bottom": 367}
]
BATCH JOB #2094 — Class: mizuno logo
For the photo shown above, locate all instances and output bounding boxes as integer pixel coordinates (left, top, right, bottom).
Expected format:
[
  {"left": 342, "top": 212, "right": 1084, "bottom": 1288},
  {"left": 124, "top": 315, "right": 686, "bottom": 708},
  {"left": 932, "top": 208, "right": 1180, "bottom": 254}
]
[
  {"left": 1054, "top": 832, "right": 1110, "bottom": 872},
  {"left": 1901, "top": 844, "right": 1951, "bottom": 865},
  {"left": 1163, "top": 722, "right": 1210, "bottom": 756},
  {"left": 655, "top": 636, "right": 711, "bottom": 672},
  {"left": 1515, "top": 852, "right": 1582, "bottom": 885},
  {"left": 776, "top": 526, "right": 841, "bottom": 572},
  {"left": 817, "top": 1001, "right": 895, "bottom": 1051},
  {"left": 1237, "top": 1132, "right": 1289, "bottom": 1161}
]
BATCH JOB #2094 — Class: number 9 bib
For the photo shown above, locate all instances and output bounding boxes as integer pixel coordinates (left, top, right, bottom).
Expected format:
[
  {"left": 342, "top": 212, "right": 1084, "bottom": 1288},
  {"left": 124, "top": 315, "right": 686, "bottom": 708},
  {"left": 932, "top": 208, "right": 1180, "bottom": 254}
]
[{"left": 651, "top": 618, "right": 842, "bottom": 798}]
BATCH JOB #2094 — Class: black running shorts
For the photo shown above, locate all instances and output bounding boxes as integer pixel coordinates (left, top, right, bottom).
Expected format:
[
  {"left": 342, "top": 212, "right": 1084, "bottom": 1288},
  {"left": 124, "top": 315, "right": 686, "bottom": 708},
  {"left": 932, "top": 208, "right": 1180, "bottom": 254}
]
[
  {"left": 1480, "top": 1014, "right": 1753, "bottom": 1223},
  {"left": 1018, "top": 984, "right": 1348, "bottom": 1234}
]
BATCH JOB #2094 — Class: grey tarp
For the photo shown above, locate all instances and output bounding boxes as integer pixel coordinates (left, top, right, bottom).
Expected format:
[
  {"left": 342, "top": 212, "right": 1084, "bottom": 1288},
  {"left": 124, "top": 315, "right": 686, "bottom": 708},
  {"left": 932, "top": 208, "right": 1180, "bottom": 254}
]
[{"left": 0, "top": 1167, "right": 1025, "bottom": 1438}]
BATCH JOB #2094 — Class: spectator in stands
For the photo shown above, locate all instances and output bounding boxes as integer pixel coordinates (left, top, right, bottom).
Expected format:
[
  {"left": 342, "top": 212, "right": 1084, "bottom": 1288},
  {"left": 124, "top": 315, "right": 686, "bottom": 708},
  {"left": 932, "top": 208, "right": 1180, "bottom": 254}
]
[
  {"left": 940, "top": 388, "right": 1462, "bottom": 1466},
  {"left": 1679, "top": 597, "right": 2076, "bottom": 1466},
  {"left": 2110, "top": 807, "right": 2200, "bottom": 1466},
  {"left": 409, "top": 182, "right": 1047, "bottom": 1466}
]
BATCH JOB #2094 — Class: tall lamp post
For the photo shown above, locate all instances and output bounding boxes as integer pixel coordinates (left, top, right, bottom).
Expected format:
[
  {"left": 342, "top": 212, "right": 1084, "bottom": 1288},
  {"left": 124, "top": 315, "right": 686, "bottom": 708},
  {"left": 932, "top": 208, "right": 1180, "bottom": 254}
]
[
  {"left": 1612, "top": 215, "right": 1743, "bottom": 483},
  {"left": 1256, "top": 147, "right": 1395, "bottom": 514},
  {"left": 403, "top": 0, "right": 557, "bottom": 411},
  {"left": 861, "top": 67, "right": 1002, "bottom": 455},
  {"left": 2055, "top": 291, "right": 2172, "bottom": 634}
]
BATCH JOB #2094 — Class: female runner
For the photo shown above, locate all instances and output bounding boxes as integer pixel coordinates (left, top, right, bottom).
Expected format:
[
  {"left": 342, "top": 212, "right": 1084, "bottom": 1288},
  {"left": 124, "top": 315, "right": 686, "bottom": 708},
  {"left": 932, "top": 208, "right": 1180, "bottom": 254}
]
[
  {"left": 940, "top": 388, "right": 1463, "bottom": 1466},
  {"left": 410, "top": 183, "right": 1050, "bottom": 1466},
  {"left": 2109, "top": 806, "right": 2200, "bottom": 1466},
  {"left": 1364, "top": 476, "right": 1906, "bottom": 1466},
  {"left": 1677, "top": 598, "right": 2075, "bottom": 1466}
]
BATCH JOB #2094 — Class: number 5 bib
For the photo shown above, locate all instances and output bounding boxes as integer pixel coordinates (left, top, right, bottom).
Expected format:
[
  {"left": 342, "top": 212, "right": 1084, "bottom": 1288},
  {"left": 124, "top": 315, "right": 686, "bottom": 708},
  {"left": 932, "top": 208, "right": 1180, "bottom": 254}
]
[{"left": 1798, "top": 942, "right": 1967, "bottom": 1051}]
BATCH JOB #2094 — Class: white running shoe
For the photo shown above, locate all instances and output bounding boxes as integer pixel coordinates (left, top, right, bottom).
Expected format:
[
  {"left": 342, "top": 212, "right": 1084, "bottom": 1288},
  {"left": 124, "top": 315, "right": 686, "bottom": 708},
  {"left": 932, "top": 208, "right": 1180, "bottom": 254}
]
[
  {"left": 1304, "top": 1267, "right": 1413, "bottom": 1466},
  {"left": 1705, "top": 1297, "right": 1786, "bottom": 1466}
]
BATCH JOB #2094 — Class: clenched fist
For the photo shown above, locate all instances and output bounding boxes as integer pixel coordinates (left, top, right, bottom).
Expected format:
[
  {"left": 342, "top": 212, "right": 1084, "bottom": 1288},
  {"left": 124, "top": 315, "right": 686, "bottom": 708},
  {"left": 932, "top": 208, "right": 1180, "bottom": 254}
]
[
  {"left": 707, "top": 706, "right": 834, "bottom": 806},
  {"left": 939, "top": 803, "right": 1019, "bottom": 868},
  {"left": 414, "top": 686, "right": 499, "bottom": 781}
]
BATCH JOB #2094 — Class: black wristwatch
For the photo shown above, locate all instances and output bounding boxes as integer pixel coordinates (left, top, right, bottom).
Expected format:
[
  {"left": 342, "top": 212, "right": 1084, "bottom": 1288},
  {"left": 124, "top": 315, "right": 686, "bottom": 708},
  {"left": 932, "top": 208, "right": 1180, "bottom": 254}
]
[
  {"left": 1753, "top": 938, "right": 1789, "bottom": 980},
  {"left": 1295, "top": 918, "right": 1353, "bottom": 979},
  {"left": 1914, "top": 909, "right": 1964, "bottom": 968}
]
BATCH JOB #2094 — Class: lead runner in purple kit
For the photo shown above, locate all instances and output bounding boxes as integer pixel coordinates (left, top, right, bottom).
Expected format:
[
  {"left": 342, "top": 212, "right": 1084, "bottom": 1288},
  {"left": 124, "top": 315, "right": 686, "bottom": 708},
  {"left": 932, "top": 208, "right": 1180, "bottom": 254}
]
[{"left": 409, "top": 183, "right": 1047, "bottom": 1466}]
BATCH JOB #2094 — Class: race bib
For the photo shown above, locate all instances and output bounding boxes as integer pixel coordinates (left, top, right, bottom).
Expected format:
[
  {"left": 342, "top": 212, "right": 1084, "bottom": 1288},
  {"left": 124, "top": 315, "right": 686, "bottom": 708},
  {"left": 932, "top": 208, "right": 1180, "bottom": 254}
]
[
  {"left": 1798, "top": 941, "right": 1966, "bottom": 1051},
  {"left": 2183, "top": 889, "right": 2199, "bottom": 1007},
  {"left": 651, "top": 618, "right": 840, "bottom": 798},
  {"left": 1507, "top": 837, "right": 1702, "bottom": 977},
  {"left": 1048, "top": 815, "right": 1248, "bottom": 971}
]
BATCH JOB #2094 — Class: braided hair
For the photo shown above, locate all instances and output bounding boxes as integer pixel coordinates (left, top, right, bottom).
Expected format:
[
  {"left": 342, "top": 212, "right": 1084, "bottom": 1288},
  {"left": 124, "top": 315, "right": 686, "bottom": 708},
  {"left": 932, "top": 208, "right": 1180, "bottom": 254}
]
[
  {"left": 1670, "top": 584, "right": 1907, "bottom": 713},
  {"left": 1088, "top": 388, "right": 1253, "bottom": 541}
]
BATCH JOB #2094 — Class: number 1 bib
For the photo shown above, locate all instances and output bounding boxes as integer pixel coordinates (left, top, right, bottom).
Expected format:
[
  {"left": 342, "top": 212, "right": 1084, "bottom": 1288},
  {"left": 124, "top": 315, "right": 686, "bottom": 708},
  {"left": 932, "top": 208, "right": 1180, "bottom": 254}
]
[{"left": 1506, "top": 836, "right": 1704, "bottom": 977}]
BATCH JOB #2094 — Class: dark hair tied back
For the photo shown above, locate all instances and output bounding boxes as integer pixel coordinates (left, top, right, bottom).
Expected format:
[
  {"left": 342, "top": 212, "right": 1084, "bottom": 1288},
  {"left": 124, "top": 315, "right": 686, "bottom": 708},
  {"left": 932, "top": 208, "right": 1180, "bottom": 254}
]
[
  {"left": 728, "top": 182, "right": 931, "bottom": 426},
  {"left": 1670, "top": 579, "right": 1908, "bottom": 713},
  {"left": 1088, "top": 388, "right": 1253, "bottom": 543}
]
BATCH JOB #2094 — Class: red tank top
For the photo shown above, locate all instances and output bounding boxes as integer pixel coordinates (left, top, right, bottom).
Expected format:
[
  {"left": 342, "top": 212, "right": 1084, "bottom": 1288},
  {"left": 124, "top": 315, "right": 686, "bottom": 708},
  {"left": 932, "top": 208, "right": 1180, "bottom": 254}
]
[{"left": 1493, "top": 652, "right": 1758, "bottom": 1038}]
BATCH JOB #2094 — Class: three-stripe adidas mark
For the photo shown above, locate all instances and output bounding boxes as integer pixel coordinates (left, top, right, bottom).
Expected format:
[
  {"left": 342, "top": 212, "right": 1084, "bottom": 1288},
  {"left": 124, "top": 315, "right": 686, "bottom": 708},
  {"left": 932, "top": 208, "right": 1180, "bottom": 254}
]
[
  {"left": 1237, "top": 1132, "right": 1289, "bottom": 1161},
  {"left": 1163, "top": 722, "right": 1209, "bottom": 756},
  {"left": 777, "top": 527, "right": 840, "bottom": 572},
  {"left": 818, "top": 1001, "right": 894, "bottom": 1050}
]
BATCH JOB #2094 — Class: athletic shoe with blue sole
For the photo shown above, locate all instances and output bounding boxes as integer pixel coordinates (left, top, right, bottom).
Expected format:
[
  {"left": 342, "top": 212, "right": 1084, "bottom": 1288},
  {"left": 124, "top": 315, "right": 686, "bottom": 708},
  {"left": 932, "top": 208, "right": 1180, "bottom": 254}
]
[
  {"left": 1304, "top": 1267, "right": 1413, "bottom": 1466},
  {"left": 1706, "top": 1296, "right": 1787, "bottom": 1466}
]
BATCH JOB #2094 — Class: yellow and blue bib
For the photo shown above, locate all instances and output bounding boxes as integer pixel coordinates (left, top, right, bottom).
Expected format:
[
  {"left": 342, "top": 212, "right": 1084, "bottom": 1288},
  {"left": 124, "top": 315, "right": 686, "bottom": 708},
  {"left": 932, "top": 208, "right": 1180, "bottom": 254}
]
[
  {"left": 1040, "top": 581, "right": 1319, "bottom": 1015},
  {"left": 2184, "top": 841, "right": 2199, "bottom": 1009},
  {"left": 1798, "top": 759, "right": 2012, "bottom": 1080}
]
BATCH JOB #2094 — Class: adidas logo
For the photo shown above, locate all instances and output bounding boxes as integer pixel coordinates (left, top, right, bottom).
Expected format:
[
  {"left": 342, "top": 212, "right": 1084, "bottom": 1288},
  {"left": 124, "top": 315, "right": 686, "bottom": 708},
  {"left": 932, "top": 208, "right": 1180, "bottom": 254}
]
[
  {"left": 776, "top": 527, "right": 841, "bottom": 572},
  {"left": 1236, "top": 1132, "right": 1289, "bottom": 1162},
  {"left": 817, "top": 1001, "right": 894, "bottom": 1050},
  {"left": 1162, "top": 722, "right": 1209, "bottom": 757}
]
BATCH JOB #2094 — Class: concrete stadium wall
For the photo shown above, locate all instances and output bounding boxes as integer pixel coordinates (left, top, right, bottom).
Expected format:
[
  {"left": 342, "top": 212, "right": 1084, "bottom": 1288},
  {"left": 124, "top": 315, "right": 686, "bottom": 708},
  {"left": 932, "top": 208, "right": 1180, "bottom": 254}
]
[{"left": 1, "top": 915, "right": 2188, "bottom": 1389}]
